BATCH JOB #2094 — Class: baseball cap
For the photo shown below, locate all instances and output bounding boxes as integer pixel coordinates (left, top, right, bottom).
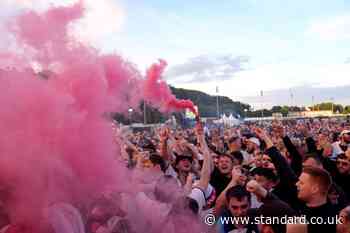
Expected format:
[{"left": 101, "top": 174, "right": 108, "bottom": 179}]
[
  {"left": 340, "top": 130, "right": 350, "bottom": 136},
  {"left": 248, "top": 137, "right": 261, "bottom": 147},
  {"left": 174, "top": 155, "right": 193, "bottom": 165}
]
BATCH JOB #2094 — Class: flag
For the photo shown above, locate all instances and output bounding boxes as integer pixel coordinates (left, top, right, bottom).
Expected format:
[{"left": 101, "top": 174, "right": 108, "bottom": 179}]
[{"left": 185, "top": 105, "right": 198, "bottom": 119}]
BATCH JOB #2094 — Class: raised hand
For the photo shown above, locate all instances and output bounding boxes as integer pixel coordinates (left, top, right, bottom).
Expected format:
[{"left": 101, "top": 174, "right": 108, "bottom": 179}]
[
  {"left": 246, "top": 179, "right": 260, "bottom": 193},
  {"left": 273, "top": 123, "right": 285, "bottom": 138},
  {"left": 231, "top": 165, "right": 243, "bottom": 183},
  {"left": 254, "top": 127, "right": 268, "bottom": 140},
  {"left": 253, "top": 127, "right": 273, "bottom": 149},
  {"left": 159, "top": 127, "right": 170, "bottom": 142},
  {"left": 246, "top": 179, "right": 268, "bottom": 198}
]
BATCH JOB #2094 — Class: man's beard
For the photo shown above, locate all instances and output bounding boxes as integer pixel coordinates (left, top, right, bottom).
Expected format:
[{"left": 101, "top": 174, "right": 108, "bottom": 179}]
[
  {"left": 247, "top": 148, "right": 255, "bottom": 154},
  {"left": 340, "top": 144, "right": 348, "bottom": 152}
]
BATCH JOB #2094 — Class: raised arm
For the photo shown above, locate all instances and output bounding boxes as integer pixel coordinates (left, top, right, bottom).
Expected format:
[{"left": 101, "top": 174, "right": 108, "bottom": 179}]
[
  {"left": 214, "top": 166, "right": 243, "bottom": 217},
  {"left": 254, "top": 127, "right": 298, "bottom": 185},
  {"left": 274, "top": 124, "right": 303, "bottom": 176},
  {"left": 159, "top": 127, "right": 171, "bottom": 162},
  {"left": 195, "top": 121, "right": 213, "bottom": 191}
]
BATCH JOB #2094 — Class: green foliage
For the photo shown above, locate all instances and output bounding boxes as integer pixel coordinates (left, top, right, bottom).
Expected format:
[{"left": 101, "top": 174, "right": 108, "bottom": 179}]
[
  {"left": 170, "top": 86, "right": 250, "bottom": 117},
  {"left": 310, "top": 102, "right": 344, "bottom": 113},
  {"left": 113, "top": 86, "right": 349, "bottom": 124},
  {"left": 114, "top": 87, "right": 252, "bottom": 124},
  {"left": 344, "top": 106, "right": 350, "bottom": 114}
]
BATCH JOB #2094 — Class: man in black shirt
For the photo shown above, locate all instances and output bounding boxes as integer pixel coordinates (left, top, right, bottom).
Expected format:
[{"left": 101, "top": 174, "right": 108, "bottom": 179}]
[
  {"left": 296, "top": 166, "right": 338, "bottom": 233},
  {"left": 217, "top": 185, "right": 259, "bottom": 233},
  {"left": 210, "top": 154, "right": 234, "bottom": 196},
  {"left": 334, "top": 150, "right": 350, "bottom": 200}
]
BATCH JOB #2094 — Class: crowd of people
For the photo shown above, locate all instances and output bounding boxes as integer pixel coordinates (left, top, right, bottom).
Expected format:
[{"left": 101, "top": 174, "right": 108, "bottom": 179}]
[
  {"left": 115, "top": 117, "right": 350, "bottom": 233},
  {"left": 1, "top": 117, "right": 350, "bottom": 233}
]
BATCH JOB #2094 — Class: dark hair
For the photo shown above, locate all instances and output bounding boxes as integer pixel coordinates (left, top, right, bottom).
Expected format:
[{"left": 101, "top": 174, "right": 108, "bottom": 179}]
[
  {"left": 218, "top": 153, "right": 234, "bottom": 162},
  {"left": 224, "top": 142, "right": 229, "bottom": 151},
  {"left": 303, "top": 153, "right": 323, "bottom": 165},
  {"left": 329, "top": 183, "right": 348, "bottom": 208},
  {"left": 169, "top": 196, "right": 199, "bottom": 216},
  {"left": 140, "top": 138, "right": 156, "bottom": 152},
  {"left": 302, "top": 166, "right": 332, "bottom": 194},
  {"left": 149, "top": 153, "right": 166, "bottom": 172},
  {"left": 226, "top": 185, "right": 251, "bottom": 203},
  {"left": 228, "top": 136, "right": 240, "bottom": 144},
  {"left": 255, "top": 200, "right": 297, "bottom": 233},
  {"left": 337, "top": 153, "right": 348, "bottom": 160},
  {"left": 174, "top": 155, "right": 193, "bottom": 166},
  {"left": 231, "top": 151, "right": 244, "bottom": 165},
  {"left": 252, "top": 167, "right": 278, "bottom": 182},
  {"left": 332, "top": 132, "right": 340, "bottom": 143},
  {"left": 187, "top": 197, "right": 199, "bottom": 215}
]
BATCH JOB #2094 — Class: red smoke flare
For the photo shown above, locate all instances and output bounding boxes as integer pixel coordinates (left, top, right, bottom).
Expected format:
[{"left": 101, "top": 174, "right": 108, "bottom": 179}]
[{"left": 144, "top": 59, "right": 198, "bottom": 116}]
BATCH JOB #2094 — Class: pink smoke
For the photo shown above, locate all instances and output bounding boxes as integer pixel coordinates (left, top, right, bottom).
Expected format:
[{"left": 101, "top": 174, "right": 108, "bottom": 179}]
[
  {"left": 0, "top": 1, "right": 203, "bottom": 232},
  {"left": 0, "top": 1, "right": 140, "bottom": 229},
  {"left": 144, "top": 59, "right": 198, "bottom": 116}
]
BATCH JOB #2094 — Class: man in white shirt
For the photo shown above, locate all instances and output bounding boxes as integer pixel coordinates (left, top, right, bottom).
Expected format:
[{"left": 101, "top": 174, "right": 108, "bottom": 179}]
[{"left": 332, "top": 130, "right": 350, "bottom": 159}]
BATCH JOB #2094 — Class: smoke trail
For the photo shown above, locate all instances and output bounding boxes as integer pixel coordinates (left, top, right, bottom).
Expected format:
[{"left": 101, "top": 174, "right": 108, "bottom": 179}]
[
  {"left": 144, "top": 59, "right": 198, "bottom": 115},
  {"left": 0, "top": 1, "right": 202, "bottom": 232}
]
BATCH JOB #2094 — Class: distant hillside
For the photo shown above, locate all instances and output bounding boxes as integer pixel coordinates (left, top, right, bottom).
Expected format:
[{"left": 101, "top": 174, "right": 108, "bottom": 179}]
[
  {"left": 114, "top": 86, "right": 251, "bottom": 124},
  {"left": 170, "top": 86, "right": 250, "bottom": 118}
]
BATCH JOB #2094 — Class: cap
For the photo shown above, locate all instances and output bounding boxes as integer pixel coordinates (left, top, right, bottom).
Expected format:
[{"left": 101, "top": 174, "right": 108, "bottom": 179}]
[
  {"left": 340, "top": 130, "right": 350, "bottom": 136},
  {"left": 174, "top": 155, "right": 193, "bottom": 165},
  {"left": 248, "top": 137, "right": 261, "bottom": 147}
]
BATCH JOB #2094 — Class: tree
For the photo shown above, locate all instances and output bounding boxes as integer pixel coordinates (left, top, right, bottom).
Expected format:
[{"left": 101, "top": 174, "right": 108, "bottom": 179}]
[
  {"left": 281, "top": 106, "right": 289, "bottom": 116},
  {"left": 271, "top": 106, "right": 283, "bottom": 113},
  {"left": 310, "top": 102, "right": 344, "bottom": 113},
  {"left": 334, "top": 104, "right": 343, "bottom": 113},
  {"left": 344, "top": 106, "right": 350, "bottom": 114}
]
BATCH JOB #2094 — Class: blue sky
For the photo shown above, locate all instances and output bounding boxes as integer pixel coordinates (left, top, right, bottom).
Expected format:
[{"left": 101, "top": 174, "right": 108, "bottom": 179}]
[
  {"left": 2, "top": 0, "right": 350, "bottom": 108},
  {"left": 115, "top": 0, "right": 350, "bottom": 64}
]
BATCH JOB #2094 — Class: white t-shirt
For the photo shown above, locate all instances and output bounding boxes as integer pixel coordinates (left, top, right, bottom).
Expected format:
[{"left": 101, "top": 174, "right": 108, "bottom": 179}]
[{"left": 188, "top": 187, "right": 207, "bottom": 212}]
